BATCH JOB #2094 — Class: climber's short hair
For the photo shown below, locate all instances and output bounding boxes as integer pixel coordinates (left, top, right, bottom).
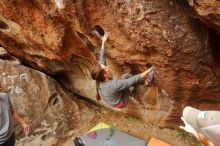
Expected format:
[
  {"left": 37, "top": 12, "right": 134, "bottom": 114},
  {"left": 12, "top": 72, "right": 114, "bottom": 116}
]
[{"left": 91, "top": 65, "right": 106, "bottom": 83}]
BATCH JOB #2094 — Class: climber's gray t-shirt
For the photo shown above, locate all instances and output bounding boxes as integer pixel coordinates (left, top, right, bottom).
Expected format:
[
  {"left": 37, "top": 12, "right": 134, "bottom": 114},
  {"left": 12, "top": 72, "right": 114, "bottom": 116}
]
[
  {"left": 98, "top": 75, "right": 142, "bottom": 106},
  {"left": 98, "top": 48, "right": 143, "bottom": 107},
  {"left": 0, "top": 93, "right": 14, "bottom": 144}
]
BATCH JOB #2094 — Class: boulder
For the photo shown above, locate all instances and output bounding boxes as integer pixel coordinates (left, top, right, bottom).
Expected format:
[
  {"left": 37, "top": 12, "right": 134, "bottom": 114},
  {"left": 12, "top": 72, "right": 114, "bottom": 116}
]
[
  {"left": 188, "top": 0, "right": 220, "bottom": 32},
  {"left": 0, "top": 60, "right": 97, "bottom": 146},
  {"left": 0, "top": 0, "right": 219, "bottom": 127}
]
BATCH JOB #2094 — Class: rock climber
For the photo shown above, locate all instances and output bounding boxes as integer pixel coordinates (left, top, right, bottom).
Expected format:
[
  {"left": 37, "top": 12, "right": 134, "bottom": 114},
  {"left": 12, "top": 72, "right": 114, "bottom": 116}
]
[
  {"left": 91, "top": 32, "right": 155, "bottom": 108},
  {"left": 0, "top": 85, "right": 29, "bottom": 146},
  {"left": 180, "top": 106, "right": 220, "bottom": 146}
]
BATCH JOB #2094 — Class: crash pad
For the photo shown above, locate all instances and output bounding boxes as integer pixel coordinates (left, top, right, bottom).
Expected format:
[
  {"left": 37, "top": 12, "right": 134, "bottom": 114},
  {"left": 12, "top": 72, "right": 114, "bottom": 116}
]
[
  {"left": 76, "top": 122, "right": 147, "bottom": 146},
  {"left": 148, "top": 137, "right": 172, "bottom": 146}
]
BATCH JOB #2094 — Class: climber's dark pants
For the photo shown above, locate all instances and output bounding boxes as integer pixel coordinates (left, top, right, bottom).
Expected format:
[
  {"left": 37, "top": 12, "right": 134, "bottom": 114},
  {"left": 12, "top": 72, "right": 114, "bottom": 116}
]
[{"left": 1, "top": 132, "right": 15, "bottom": 146}]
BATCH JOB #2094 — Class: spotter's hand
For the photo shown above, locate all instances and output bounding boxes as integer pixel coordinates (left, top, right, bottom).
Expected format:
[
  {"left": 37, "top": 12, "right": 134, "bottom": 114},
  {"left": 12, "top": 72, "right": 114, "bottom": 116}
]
[{"left": 179, "top": 117, "right": 197, "bottom": 135}]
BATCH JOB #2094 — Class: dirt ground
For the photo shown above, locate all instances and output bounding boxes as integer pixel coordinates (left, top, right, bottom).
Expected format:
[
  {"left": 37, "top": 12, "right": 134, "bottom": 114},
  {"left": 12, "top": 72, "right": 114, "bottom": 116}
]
[{"left": 62, "top": 106, "right": 201, "bottom": 146}]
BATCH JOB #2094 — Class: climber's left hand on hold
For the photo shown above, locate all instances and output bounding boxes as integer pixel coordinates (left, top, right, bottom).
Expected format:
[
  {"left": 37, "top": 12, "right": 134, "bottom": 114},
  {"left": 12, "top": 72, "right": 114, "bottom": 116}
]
[{"left": 102, "top": 32, "right": 109, "bottom": 42}]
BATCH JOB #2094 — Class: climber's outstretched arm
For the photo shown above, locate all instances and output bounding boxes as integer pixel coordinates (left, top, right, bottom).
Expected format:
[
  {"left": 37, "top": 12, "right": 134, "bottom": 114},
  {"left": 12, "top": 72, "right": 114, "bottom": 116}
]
[
  {"left": 99, "top": 32, "right": 109, "bottom": 67},
  {"left": 140, "top": 67, "right": 154, "bottom": 79}
]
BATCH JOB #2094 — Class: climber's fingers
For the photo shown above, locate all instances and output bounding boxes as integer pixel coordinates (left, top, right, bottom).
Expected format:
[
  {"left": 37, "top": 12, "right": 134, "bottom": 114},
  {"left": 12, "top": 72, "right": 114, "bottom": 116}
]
[
  {"left": 104, "top": 32, "right": 109, "bottom": 37},
  {"left": 102, "top": 32, "right": 109, "bottom": 42},
  {"left": 146, "top": 66, "right": 154, "bottom": 73}
]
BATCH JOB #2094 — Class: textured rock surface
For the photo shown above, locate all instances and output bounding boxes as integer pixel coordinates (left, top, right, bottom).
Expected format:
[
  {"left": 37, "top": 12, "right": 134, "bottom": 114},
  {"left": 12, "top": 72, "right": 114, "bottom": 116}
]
[
  {"left": 0, "top": 0, "right": 220, "bottom": 128},
  {"left": 188, "top": 0, "right": 220, "bottom": 32},
  {"left": 0, "top": 0, "right": 98, "bottom": 99},
  {"left": 0, "top": 60, "right": 196, "bottom": 146},
  {"left": 0, "top": 59, "right": 97, "bottom": 146}
]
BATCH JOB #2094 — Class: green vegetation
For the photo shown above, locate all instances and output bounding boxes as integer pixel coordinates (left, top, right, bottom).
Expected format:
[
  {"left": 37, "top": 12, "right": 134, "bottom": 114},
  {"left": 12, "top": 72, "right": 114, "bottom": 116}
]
[{"left": 174, "top": 128, "right": 202, "bottom": 146}]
